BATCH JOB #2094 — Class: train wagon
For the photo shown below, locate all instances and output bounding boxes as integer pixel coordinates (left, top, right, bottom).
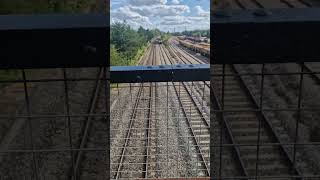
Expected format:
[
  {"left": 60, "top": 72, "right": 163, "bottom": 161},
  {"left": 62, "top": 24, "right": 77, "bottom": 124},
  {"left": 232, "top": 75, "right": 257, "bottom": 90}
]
[{"left": 179, "top": 40, "right": 210, "bottom": 57}]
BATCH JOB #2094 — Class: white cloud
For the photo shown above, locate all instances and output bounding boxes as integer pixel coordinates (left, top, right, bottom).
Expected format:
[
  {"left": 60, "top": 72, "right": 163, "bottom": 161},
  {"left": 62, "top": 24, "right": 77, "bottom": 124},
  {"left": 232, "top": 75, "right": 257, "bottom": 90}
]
[
  {"left": 195, "top": 5, "right": 209, "bottom": 17},
  {"left": 161, "top": 16, "right": 190, "bottom": 25},
  {"left": 111, "top": 6, "right": 152, "bottom": 29},
  {"left": 128, "top": 4, "right": 189, "bottom": 17},
  {"left": 111, "top": 0, "right": 209, "bottom": 32},
  {"left": 160, "top": 15, "right": 208, "bottom": 26},
  {"left": 171, "top": 0, "right": 180, "bottom": 4},
  {"left": 128, "top": 0, "right": 167, "bottom": 6}
]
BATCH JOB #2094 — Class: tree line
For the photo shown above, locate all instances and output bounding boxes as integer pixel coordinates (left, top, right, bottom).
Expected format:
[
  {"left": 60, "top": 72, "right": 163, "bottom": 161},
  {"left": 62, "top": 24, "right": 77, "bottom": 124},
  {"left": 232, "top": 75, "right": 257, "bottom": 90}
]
[
  {"left": 172, "top": 29, "right": 210, "bottom": 38},
  {"left": 111, "top": 22, "right": 160, "bottom": 66}
]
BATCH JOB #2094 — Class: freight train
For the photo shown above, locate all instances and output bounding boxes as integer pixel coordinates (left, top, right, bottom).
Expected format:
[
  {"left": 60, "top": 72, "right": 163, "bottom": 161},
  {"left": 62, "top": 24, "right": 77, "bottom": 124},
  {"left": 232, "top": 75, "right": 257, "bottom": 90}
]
[{"left": 178, "top": 39, "right": 210, "bottom": 57}]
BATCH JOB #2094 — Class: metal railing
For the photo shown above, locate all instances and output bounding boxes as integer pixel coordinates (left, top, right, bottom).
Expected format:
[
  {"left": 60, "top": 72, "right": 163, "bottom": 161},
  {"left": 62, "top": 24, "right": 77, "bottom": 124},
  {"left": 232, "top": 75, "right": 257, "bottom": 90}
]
[
  {"left": 0, "top": 14, "right": 110, "bottom": 180},
  {"left": 211, "top": 7, "right": 320, "bottom": 180},
  {"left": 1, "top": 6, "right": 320, "bottom": 180}
]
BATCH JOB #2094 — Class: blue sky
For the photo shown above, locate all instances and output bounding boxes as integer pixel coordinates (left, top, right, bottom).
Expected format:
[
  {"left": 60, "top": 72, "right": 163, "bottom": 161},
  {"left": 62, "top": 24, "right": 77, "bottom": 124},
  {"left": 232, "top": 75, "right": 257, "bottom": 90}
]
[{"left": 111, "top": 0, "right": 210, "bottom": 32}]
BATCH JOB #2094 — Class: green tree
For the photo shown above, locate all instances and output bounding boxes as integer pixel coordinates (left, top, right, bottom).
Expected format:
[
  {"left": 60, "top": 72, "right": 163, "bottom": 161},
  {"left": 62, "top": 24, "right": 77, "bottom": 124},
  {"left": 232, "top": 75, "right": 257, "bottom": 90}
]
[{"left": 110, "top": 22, "right": 157, "bottom": 66}]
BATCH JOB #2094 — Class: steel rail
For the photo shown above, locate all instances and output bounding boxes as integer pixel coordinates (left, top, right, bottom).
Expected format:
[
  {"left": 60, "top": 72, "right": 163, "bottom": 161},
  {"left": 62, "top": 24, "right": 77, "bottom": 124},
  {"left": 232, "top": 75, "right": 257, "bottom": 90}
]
[
  {"left": 143, "top": 84, "right": 153, "bottom": 178},
  {"left": 114, "top": 83, "right": 143, "bottom": 179},
  {"left": 159, "top": 44, "right": 210, "bottom": 176},
  {"left": 114, "top": 44, "right": 154, "bottom": 179},
  {"left": 168, "top": 42, "right": 249, "bottom": 178},
  {"left": 210, "top": 75, "right": 250, "bottom": 178},
  {"left": 249, "top": 0, "right": 309, "bottom": 177},
  {"left": 143, "top": 45, "right": 156, "bottom": 178},
  {"left": 302, "top": 63, "right": 320, "bottom": 85},
  {"left": 297, "top": 0, "right": 312, "bottom": 7},
  {"left": 232, "top": 64, "right": 304, "bottom": 179},
  {"left": 166, "top": 42, "right": 211, "bottom": 115},
  {"left": 250, "top": 0, "right": 264, "bottom": 8},
  {"left": 164, "top": 45, "right": 210, "bottom": 127},
  {"left": 168, "top": 43, "right": 211, "bottom": 91},
  {"left": 70, "top": 67, "right": 104, "bottom": 180},
  {"left": 170, "top": 26, "right": 301, "bottom": 177},
  {"left": 170, "top": 44, "right": 205, "bottom": 64}
]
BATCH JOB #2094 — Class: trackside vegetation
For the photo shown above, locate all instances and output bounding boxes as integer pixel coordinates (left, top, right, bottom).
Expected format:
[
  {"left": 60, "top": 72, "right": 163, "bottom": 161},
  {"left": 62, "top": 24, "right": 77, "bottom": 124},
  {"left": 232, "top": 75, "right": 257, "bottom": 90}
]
[
  {"left": 110, "top": 22, "right": 160, "bottom": 66},
  {"left": 161, "top": 33, "right": 172, "bottom": 46},
  {"left": 172, "top": 29, "right": 210, "bottom": 38}
]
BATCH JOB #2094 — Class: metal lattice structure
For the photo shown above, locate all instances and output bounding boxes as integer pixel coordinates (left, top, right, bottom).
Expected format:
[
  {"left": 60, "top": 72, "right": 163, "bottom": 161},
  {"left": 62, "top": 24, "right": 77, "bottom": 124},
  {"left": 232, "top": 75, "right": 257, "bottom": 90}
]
[
  {"left": 2, "top": 2, "right": 320, "bottom": 180},
  {"left": 110, "top": 43, "right": 210, "bottom": 179},
  {"left": 0, "top": 15, "right": 110, "bottom": 180},
  {"left": 211, "top": 5, "right": 320, "bottom": 180}
]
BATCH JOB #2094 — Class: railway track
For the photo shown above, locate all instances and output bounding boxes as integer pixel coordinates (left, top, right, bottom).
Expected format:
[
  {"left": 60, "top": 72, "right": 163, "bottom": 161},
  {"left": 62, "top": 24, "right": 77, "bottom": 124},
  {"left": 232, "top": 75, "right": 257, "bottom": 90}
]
[
  {"left": 217, "top": 0, "right": 320, "bottom": 178},
  {"left": 159, "top": 44, "right": 210, "bottom": 177},
  {"left": 165, "top": 43, "right": 251, "bottom": 178},
  {"left": 213, "top": 64, "right": 307, "bottom": 178},
  {"left": 112, "top": 45, "right": 157, "bottom": 179},
  {"left": 166, "top": 0, "right": 320, "bottom": 178},
  {"left": 164, "top": 33, "right": 320, "bottom": 178},
  {"left": 165, "top": 43, "right": 247, "bottom": 178},
  {"left": 168, "top": 16, "right": 319, "bottom": 179},
  {"left": 113, "top": 25, "right": 320, "bottom": 178},
  {"left": 0, "top": 66, "right": 106, "bottom": 179},
  {"left": 69, "top": 67, "right": 103, "bottom": 179}
]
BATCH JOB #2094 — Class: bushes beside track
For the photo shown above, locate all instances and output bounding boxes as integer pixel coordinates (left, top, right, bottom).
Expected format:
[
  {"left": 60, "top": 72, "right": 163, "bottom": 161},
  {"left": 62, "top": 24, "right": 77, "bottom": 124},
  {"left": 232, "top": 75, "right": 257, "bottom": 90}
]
[
  {"left": 111, "top": 22, "right": 159, "bottom": 66},
  {"left": 161, "top": 34, "right": 171, "bottom": 46}
]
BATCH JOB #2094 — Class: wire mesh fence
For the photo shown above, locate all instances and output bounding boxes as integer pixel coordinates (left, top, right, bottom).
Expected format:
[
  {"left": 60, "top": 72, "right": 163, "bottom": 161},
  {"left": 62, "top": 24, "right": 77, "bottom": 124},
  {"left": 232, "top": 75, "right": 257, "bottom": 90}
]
[
  {"left": 110, "top": 81, "right": 210, "bottom": 179},
  {"left": 0, "top": 68, "right": 110, "bottom": 179},
  {"left": 210, "top": 63, "right": 320, "bottom": 179}
]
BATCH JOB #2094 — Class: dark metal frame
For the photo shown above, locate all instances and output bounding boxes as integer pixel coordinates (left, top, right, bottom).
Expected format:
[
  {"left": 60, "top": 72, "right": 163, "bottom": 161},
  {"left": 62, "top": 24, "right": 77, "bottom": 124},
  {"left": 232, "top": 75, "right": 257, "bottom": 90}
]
[
  {"left": 211, "top": 7, "right": 320, "bottom": 180},
  {"left": 2, "top": 6, "right": 320, "bottom": 180},
  {"left": 212, "top": 8, "right": 320, "bottom": 64},
  {"left": 0, "top": 15, "right": 109, "bottom": 69},
  {"left": 111, "top": 64, "right": 210, "bottom": 83},
  {"left": 0, "top": 14, "right": 110, "bottom": 180}
]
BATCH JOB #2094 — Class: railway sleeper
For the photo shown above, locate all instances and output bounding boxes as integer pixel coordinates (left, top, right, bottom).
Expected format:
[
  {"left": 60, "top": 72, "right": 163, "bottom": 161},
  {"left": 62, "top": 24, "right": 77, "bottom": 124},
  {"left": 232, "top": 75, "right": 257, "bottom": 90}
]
[
  {"left": 212, "top": 163, "right": 243, "bottom": 177},
  {"left": 235, "top": 134, "right": 271, "bottom": 143},
  {"left": 230, "top": 128, "right": 269, "bottom": 137},
  {"left": 211, "top": 66, "right": 233, "bottom": 72},
  {"left": 212, "top": 80, "right": 240, "bottom": 86},
  {"left": 224, "top": 113, "right": 259, "bottom": 118},
  {"left": 240, "top": 145, "right": 282, "bottom": 154},
  {"left": 192, "top": 128, "right": 210, "bottom": 134},
  {"left": 224, "top": 103, "right": 253, "bottom": 109},
  {"left": 246, "top": 168, "right": 291, "bottom": 177},
  {"left": 222, "top": 91, "right": 248, "bottom": 97},
  {"left": 228, "top": 118, "right": 282, "bottom": 129},
  {"left": 222, "top": 96, "right": 249, "bottom": 102},
  {"left": 244, "top": 152, "right": 289, "bottom": 163},
  {"left": 229, "top": 120, "right": 267, "bottom": 129},
  {"left": 191, "top": 124, "right": 210, "bottom": 128},
  {"left": 192, "top": 153, "right": 209, "bottom": 160}
]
